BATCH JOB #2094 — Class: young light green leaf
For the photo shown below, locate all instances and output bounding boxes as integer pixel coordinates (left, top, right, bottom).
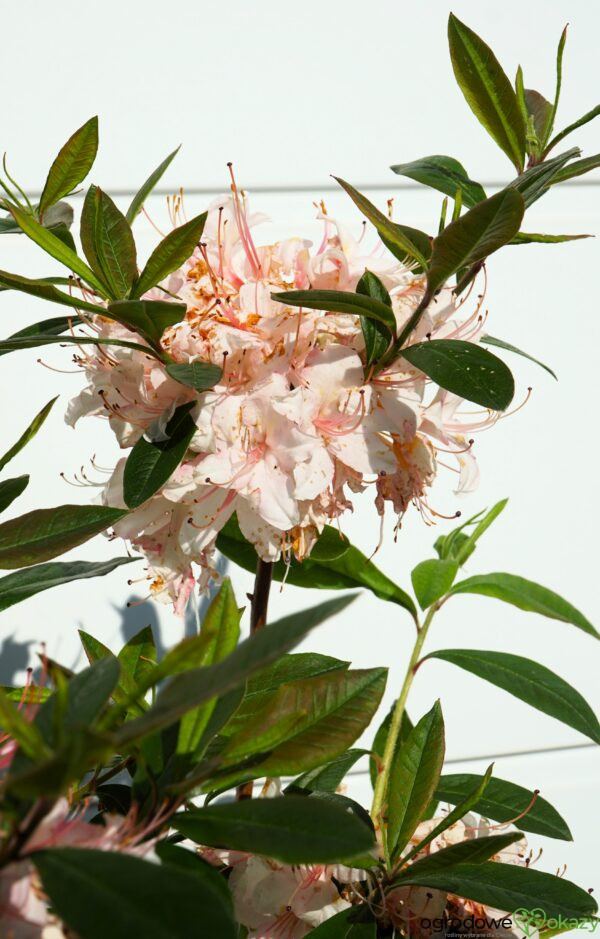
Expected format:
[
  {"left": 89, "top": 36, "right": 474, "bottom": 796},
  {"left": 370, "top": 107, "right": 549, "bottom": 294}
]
[
  {"left": 165, "top": 361, "right": 223, "bottom": 391},
  {"left": 126, "top": 146, "right": 181, "bottom": 224},
  {"left": 393, "top": 860, "right": 597, "bottom": 919},
  {"left": 542, "top": 25, "right": 568, "bottom": 152},
  {"left": 545, "top": 104, "right": 600, "bottom": 154},
  {"left": 8, "top": 204, "right": 108, "bottom": 296},
  {"left": 426, "top": 649, "right": 600, "bottom": 743},
  {"left": 435, "top": 773, "right": 573, "bottom": 841},
  {"left": 550, "top": 152, "right": 600, "bottom": 184},
  {"left": 271, "top": 288, "right": 396, "bottom": 334},
  {"left": 132, "top": 211, "right": 207, "bottom": 297},
  {"left": 0, "top": 396, "right": 57, "bottom": 472},
  {"left": 39, "top": 117, "right": 99, "bottom": 215},
  {"left": 80, "top": 186, "right": 137, "bottom": 299},
  {"left": 447, "top": 14, "right": 526, "bottom": 170},
  {"left": 400, "top": 339, "right": 515, "bottom": 411},
  {"left": 0, "top": 475, "right": 29, "bottom": 514},
  {"left": 123, "top": 402, "right": 196, "bottom": 508},
  {"left": 524, "top": 88, "right": 553, "bottom": 145},
  {"left": 369, "top": 706, "right": 413, "bottom": 788},
  {"left": 454, "top": 498, "right": 507, "bottom": 564},
  {"left": 0, "top": 504, "right": 127, "bottom": 569},
  {"left": 333, "top": 177, "right": 431, "bottom": 269},
  {"left": 356, "top": 270, "right": 393, "bottom": 368},
  {"left": 387, "top": 700, "right": 445, "bottom": 861},
  {"left": 33, "top": 848, "right": 237, "bottom": 939},
  {"left": 480, "top": 334, "right": 557, "bottom": 379},
  {"left": 0, "top": 269, "right": 103, "bottom": 314},
  {"left": 0, "top": 557, "right": 135, "bottom": 613},
  {"left": 411, "top": 558, "right": 458, "bottom": 610},
  {"left": 511, "top": 231, "right": 591, "bottom": 245},
  {"left": 117, "top": 625, "right": 157, "bottom": 686},
  {"left": 116, "top": 594, "right": 356, "bottom": 744},
  {"left": 449, "top": 572, "right": 597, "bottom": 638},
  {"left": 216, "top": 515, "right": 418, "bottom": 622},
  {"left": 390, "top": 155, "right": 486, "bottom": 208},
  {"left": 106, "top": 299, "right": 186, "bottom": 349},
  {"left": 172, "top": 795, "right": 375, "bottom": 864},
  {"left": 426, "top": 188, "right": 525, "bottom": 294}
]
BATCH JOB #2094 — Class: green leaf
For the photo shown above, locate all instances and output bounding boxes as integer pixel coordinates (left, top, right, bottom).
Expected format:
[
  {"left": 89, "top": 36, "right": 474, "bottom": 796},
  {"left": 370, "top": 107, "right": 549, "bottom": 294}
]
[
  {"left": 165, "top": 360, "right": 223, "bottom": 391},
  {"left": 356, "top": 270, "right": 393, "bottom": 367},
  {"left": 396, "top": 831, "right": 524, "bottom": 878},
  {"left": 33, "top": 848, "right": 237, "bottom": 939},
  {"left": 453, "top": 499, "right": 508, "bottom": 565},
  {"left": 450, "top": 572, "right": 597, "bottom": 638},
  {"left": 509, "top": 148, "right": 580, "bottom": 207},
  {"left": 0, "top": 688, "right": 50, "bottom": 761},
  {"left": 132, "top": 211, "right": 207, "bottom": 298},
  {"left": 400, "top": 339, "right": 515, "bottom": 411},
  {"left": 0, "top": 556, "right": 135, "bottom": 613},
  {"left": 217, "top": 515, "right": 418, "bottom": 622},
  {"left": 154, "top": 841, "right": 234, "bottom": 913},
  {"left": 392, "top": 860, "right": 597, "bottom": 919},
  {"left": 126, "top": 146, "right": 181, "bottom": 224},
  {"left": 306, "top": 908, "right": 376, "bottom": 937},
  {"left": 524, "top": 88, "right": 553, "bottom": 144},
  {"left": 511, "top": 231, "right": 591, "bottom": 244},
  {"left": 172, "top": 795, "right": 375, "bottom": 864},
  {"left": 369, "top": 705, "right": 413, "bottom": 788},
  {"left": 447, "top": 14, "right": 526, "bottom": 170},
  {"left": 550, "top": 152, "right": 600, "bottom": 184},
  {"left": 0, "top": 332, "right": 163, "bottom": 361},
  {"left": 333, "top": 177, "right": 431, "bottom": 269},
  {"left": 0, "top": 268, "right": 103, "bottom": 313},
  {"left": 0, "top": 504, "right": 127, "bottom": 569},
  {"left": 546, "top": 104, "right": 600, "bottom": 154},
  {"left": 426, "top": 649, "right": 600, "bottom": 743},
  {"left": 543, "top": 25, "right": 568, "bottom": 151},
  {"left": 387, "top": 700, "right": 445, "bottom": 861},
  {"left": 481, "top": 333, "right": 558, "bottom": 381},
  {"left": 426, "top": 188, "right": 525, "bottom": 294},
  {"left": 219, "top": 668, "right": 387, "bottom": 778},
  {"left": 0, "top": 396, "right": 57, "bottom": 472},
  {"left": 39, "top": 117, "right": 99, "bottom": 215},
  {"left": 0, "top": 475, "right": 28, "bottom": 513},
  {"left": 123, "top": 402, "right": 196, "bottom": 509},
  {"left": 390, "top": 155, "right": 486, "bottom": 208},
  {"left": 411, "top": 558, "right": 458, "bottom": 610},
  {"left": 8, "top": 204, "right": 108, "bottom": 296},
  {"left": 106, "top": 298, "right": 186, "bottom": 349},
  {"left": 272, "top": 288, "right": 397, "bottom": 334},
  {"left": 117, "top": 625, "right": 157, "bottom": 686},
  {"left": 435, "top": 773, "right": 573, "bottom": 841},
  {"left": 0, "top": 317, "right": 72, "bottom": 356},
  {"left": 115, "top": 594, "right": 356, "bottom": 745},
  {"left": 80, "top": 186, "right": 137, "bottom": 299},
  {"left": 291, "top": 748, "right": 367, "bottom": 792}
]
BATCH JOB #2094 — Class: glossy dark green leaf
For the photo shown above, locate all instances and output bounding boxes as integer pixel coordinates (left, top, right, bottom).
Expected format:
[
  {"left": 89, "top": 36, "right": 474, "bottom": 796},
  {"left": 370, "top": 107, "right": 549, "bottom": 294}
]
[
  {"left": 0, "top": 318, "right": 72, "bottom": 352},
  {"left": 0, "top": 475, "right": 28, "bottom": 514},
  {"left": 123, "top": 402, "right": 196, "bottom": 508},
  {"left": 390, "top": 155, "right": 486, "bottom": 208},
  {"left": 480, "top": 334, "right": 557, "bottom": 379},
  {"left": 291, "top": 749, "right": 367, "bottom": 792},
  {"left": 550, "top": 152, "right": 600, "bottom": 184},
  {"left": 447, "top": 14, "right": 525, "bottom": 170},
  {"left": 8, "top": 204, "right": 107, "bottom": 296},
  {"left": 0, "top": 556, "right": 135, "bottom": 613},
  {"left": 450, "top": 572, "right": 597, "bottom": 638},
  {"left": 396, "top": 831, "right": 524, "bottom": 879},
  {"left": 401, "top": 339, "right": 515, "bottom": 411},
  {"left": 306, "top": 908, "right": 376, "bottom": 937},
  {"left": 393, "top": 860, "right": 597, "bottom": 919},
  {"left": 80, "top": 186, "right": 137, "bottom": 299},
  {"left": 154, "top": 842, "right": 233, "bottom": 912},
  {"left": 0, "top": 504, "right": 127, "bottom": 569},
  {"left": 217, "top": 515, "right": 418, "bottom": 621},
  {"left": 116, "top": 594, "right": 356, "bottom": 744},
  {"left": 39, "top": 117, "right": 99, "bottom": 215},
  {"left": 426, "top": 189, "right": 525, "bottom": 294},
  {"left": 272, "top": 288, "right": 396, "bottom": 333},
  {"left": 0, "top": 332, "right": 162, "bottom": 360},
  {"left": 106, "top": 298, "right": 186, "bottom": 348},
  {"left": 126, "top": 146, "right": 181, "bottom": 224},
  {"left": 356, "top": 270, "right": 392, "bottom": 367},
  {"left": 33, "top": 848, "right": 237, "bottom": 939},
  {"left": 0, "top": 268, "right": 103, "bottom": 313},
  {"left": 411, "top": 558, "right": 458, "bottom": 610},
  {"left": 0, "top": 396, "right": 57, "bottom": 472},
  {"left": 435, "top": 773, "right": 572, "bottom": 840},
  {"left": 427, "top": 649, "right": 600, "bottom": 743},
  {"left": 165, "top": 360, "right": 223, "bottom": 391},
  {"left": 132, "top": 211, "right": 207, "bottom": 297},
  {"left": 387, "top": 700, "right": 445, "bottom": 860},
  {"left": 511, "top": 231, "right": 590, "bottom": 244},
  {"left": 173, "top": 795, "right": 375, "bottom": 864},
  {"left": 334, "top": 177, "right": 431, "bottom": 268}
]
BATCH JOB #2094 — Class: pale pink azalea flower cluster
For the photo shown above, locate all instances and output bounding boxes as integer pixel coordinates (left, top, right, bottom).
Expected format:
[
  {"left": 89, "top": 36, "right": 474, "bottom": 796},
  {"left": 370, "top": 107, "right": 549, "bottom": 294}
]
[{"left": 67, "top": 182, "right": 490, "bottom": 613}]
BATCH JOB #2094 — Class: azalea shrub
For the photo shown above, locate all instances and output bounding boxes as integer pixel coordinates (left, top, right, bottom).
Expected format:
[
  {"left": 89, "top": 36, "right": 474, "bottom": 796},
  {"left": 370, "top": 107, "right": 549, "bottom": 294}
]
[{"left": 0, "top": 14, "right": 598, "bottom": 938}]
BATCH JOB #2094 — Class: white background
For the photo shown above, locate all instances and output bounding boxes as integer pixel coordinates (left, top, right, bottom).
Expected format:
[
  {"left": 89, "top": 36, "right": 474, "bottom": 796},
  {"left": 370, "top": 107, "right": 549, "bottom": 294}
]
[{"left": 1, "top": 0, "right": 599, "bottom": 893}]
